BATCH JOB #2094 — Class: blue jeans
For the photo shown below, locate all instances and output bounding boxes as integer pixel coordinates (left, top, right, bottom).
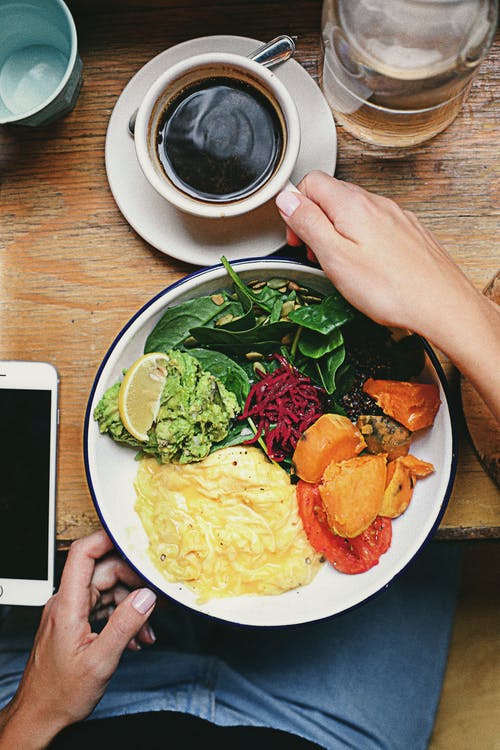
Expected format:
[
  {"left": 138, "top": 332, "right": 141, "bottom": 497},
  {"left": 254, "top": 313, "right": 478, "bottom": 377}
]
[{"left": 0, "top": 542, "right": 461, "bottom": 750}]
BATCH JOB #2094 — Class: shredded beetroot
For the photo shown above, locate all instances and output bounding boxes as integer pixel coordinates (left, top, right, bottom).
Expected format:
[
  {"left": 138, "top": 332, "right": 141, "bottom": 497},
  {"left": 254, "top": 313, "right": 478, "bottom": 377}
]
[{"left": 240, "top": 354, "right": 327, "bottom": 462}]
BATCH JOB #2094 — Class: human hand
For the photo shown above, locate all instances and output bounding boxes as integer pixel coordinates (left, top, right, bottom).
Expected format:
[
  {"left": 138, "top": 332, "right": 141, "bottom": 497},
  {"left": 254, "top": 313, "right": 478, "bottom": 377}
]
[
  {"left": 0, "top": 530, "right": 157, "bottom": 749},
  {"left": 275, "top": 171, "right": 500, "bottom": 421},
  {"left": 276, "top": 170, "right": 477, "bottom": 337}
]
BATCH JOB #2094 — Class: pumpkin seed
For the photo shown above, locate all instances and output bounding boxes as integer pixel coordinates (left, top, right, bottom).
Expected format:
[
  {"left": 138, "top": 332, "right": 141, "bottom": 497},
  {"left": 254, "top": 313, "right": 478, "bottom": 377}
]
[
  {"left": 249, "top": 280, "right": 267, "bottom": 290},
  {"left": 267, "top": 277, "right": 288, "bottom": 289},
  {"left": 245, "top": 351, "right": 264, "bottom": 361},
  {"left": 301, "top": 294, "right": 322, "bottom": 304},
  {"left": 253, "top": 361, "right": 267, "bottom": 376},
  {"left": 280, "top": 301, "right": 295, "bottom": 318},
  {"left": 211, "top": 293, "right": 225, "bottom": 306},
  {"left": 215, "top": 314, "right": 234, "bottom": 327}
]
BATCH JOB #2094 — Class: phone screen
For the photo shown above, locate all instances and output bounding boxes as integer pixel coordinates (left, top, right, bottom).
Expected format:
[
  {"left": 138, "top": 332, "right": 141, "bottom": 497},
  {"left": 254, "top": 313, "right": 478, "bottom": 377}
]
[{"left": 0, "top": 388, "right": 52, "bottom": 580}]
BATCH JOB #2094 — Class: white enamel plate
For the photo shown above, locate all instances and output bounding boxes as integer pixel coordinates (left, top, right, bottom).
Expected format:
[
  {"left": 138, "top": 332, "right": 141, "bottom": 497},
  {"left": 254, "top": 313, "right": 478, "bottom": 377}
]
[{"left": 84, "top": 259, "right": 457, "bottom": 627}]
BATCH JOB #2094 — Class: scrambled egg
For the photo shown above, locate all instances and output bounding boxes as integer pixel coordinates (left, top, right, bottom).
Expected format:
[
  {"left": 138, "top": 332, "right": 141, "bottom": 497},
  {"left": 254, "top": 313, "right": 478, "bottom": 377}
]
[{"left": 134, "top": 446, "right": 321, "bottom": 602}]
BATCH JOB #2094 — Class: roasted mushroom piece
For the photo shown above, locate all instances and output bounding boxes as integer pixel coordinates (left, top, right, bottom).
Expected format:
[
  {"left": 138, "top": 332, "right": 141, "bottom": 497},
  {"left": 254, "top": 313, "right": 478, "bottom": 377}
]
[{"left": 356, "top": 414, "right": 412, "bottom": 461}]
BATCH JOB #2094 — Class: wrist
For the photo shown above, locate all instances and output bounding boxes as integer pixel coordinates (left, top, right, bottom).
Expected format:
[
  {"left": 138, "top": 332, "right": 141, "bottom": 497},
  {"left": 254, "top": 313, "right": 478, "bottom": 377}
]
[
  {"left": 413, "top": 279, "right": 484, "bottom": 355},
  {"left": 421, "top": 289, "right": 500, "bottom": 420},
  {"left": 0, "top": 696, "right": 66, "bottom": 750},
  {"left": 430, "top": 293, "right": 498, "bottom": 367}
]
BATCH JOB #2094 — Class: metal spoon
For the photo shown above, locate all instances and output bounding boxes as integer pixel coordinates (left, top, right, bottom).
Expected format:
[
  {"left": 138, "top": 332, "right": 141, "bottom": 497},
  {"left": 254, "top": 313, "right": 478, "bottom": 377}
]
[
  {"left": 248, "top": 34, "right": 296, "bottom": 67},
  {"left": 128, "top": 35, "right": 296, "bottom": 137}
]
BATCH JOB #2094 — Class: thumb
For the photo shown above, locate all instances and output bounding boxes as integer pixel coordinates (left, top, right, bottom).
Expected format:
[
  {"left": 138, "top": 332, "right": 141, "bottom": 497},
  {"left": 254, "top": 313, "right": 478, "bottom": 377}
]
[
  {"left": 275, "top": 190, "right": 354, "bottom": 271},
  {"left": 90, "top": 587, "right": 157, "bottom": 671}
]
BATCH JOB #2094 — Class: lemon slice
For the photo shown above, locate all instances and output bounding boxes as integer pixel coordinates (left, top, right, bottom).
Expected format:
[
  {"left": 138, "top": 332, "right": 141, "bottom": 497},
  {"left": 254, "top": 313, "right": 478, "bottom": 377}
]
[{"left": 118, "top": 352, "right": 169, "bottom": 442}]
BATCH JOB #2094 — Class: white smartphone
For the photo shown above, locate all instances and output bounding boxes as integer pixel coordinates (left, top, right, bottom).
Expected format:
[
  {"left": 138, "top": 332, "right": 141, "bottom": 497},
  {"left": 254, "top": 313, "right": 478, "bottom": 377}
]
[{"left": 0, "top": 361, "right": 58, "bottom": 606}]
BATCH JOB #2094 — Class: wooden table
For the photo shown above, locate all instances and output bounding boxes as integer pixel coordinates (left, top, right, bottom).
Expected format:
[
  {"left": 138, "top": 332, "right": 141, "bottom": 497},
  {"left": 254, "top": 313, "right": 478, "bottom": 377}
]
[{"left": 1, "top": 0, "right": 498, "bottom": 548}]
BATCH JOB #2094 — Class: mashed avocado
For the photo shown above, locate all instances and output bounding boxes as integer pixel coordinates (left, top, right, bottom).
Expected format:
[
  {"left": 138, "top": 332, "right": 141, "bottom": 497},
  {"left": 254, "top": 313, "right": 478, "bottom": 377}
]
[{"left": 94, "top": 349, "right": 239, "bottom": 464}]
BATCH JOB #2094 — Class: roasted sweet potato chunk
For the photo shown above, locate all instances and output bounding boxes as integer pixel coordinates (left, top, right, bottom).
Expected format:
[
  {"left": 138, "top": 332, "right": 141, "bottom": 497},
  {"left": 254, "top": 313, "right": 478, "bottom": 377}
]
[
  {"left": 292, "top": 413, "right": 366, "bottom": 483},
  {"left": 381, "top": 459, "right": 414, "bottom": 517},
  {"left": 381, "top": 455, "right": 435, "bottom": 518},
  {"left": 396, "top": 454, "right": 435, "bottom": 478},
  {"left": 357, "top": 414, "right": 412, "bottom": 460},
  {"left": 319, "top": 454, "right": 387, "bottom": 538},
  {"left": 362, "top": 378, "right": 440, "bottom": 431}
]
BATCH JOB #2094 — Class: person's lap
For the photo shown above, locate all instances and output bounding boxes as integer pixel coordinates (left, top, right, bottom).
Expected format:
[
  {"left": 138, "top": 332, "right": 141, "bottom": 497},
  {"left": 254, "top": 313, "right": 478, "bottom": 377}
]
[{"left": 0, "top": 542, "right": 462, "bottom": 750}]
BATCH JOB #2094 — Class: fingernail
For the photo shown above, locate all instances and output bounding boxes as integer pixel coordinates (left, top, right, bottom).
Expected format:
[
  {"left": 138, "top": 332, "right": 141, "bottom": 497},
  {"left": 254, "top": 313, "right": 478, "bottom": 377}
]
[
  {"left": 132, "top": 588, "right": 157, "bottom": 614},
  {"left": 147, "top": 624, "right": 156, "bottom": 644},
  {"left": 276, "top": 191, "right": 301, "bottom": 217}
]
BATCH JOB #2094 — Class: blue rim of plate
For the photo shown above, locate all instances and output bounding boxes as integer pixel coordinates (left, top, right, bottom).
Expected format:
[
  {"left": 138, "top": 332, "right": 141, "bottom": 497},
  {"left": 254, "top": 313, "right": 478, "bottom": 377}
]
[{"left": 83, "top": 257, "right": 459, "bottom": 627}]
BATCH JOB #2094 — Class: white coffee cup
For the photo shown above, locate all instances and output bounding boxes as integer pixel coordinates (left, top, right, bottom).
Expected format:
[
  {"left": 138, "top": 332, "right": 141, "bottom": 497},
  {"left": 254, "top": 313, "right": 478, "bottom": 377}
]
[{"left": 133, "top": 52, "right": 300, "bottom": 219}]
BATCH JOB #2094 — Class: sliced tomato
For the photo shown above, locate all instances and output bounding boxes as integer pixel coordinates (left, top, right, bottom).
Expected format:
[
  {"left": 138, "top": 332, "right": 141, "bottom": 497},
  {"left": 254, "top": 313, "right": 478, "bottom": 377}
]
[{"left": 296, "top": 480, "right": 392, "bottom": 574}]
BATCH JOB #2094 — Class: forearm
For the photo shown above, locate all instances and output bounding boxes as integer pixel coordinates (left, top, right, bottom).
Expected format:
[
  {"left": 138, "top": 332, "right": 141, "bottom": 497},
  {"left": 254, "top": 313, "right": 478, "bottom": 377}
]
[
  {"left": 420, "top": 290, "right": 500, "bottom": 421},
  {"left": 0, "top": 697, "right": 64, "bottom": 750}
]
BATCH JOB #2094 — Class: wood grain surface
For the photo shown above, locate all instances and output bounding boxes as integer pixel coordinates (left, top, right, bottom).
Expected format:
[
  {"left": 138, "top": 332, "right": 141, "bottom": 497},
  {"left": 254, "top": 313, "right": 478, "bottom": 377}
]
[
  {"left": 461, "top": 273, "right": 500, "bottom": 488},
  {"left": 1, "top": 1, "right": 499, "bottom": 547}
]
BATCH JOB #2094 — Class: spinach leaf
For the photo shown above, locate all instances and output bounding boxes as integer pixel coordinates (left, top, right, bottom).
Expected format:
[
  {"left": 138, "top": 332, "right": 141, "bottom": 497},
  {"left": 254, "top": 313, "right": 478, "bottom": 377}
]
[
  {"left": 144, "top": 295, "right": 231, "bottom": 353},
  {"left": 253, "top": 284, "right": 288, "bottom": 311},
  {"left": 221, "top": 256, "right": 276, "bottom": 314},
  {"left": 289, "top": 353, "right": 325, "bottom": 390},
  {"left": 331, "top": 361, "right": 355, "bottom": 400},
  {"left": 298, "top": 328, "right": 344, "bottom": 359},
  {"left": 288, "top": 292, "right": 356, "bottom": 334},
  {"left": 270, "top": 297, "right": 283, "bottom": 324},
  {"left": 316, "top": 346, "right": 346, "bottom": 394},
  {"left": 189, "top": 320, "right": 294, "bottom": 352},
  {"left": 217, "top": 296, "right": 256, "bottom": 332},
  {"left": 188, "top": 348, "right": 250, "bottom": 407},
  {"left": 217, "top": 299, "right": 247, "bottom": 321}
]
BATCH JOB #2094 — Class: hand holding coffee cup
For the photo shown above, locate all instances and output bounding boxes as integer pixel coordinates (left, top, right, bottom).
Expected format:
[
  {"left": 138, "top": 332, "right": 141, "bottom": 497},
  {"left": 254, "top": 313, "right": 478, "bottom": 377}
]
[{"left": 133, "top": 52, "right": 301, "bottom": 219}]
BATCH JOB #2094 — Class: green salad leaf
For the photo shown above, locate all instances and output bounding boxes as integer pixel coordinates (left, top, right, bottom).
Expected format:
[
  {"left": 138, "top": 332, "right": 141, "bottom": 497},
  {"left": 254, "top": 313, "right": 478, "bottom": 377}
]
[
  {"left": 97, "top": 258, "right": 426, "bottom": 469},
  {"left": 144, "top": 294, "right": 232, "bottom": 353},
  {"left": 189, "top": 320, "right": 293, "bottom": 352},
  {"left": 316, "top": 346, "right": 347, "bottom": 394},
  {"left": 288, "top": 292, "right": 356, "bottom": 333},
  {"left": 297, "top": 328, "right": 344, "bottom": 360}
]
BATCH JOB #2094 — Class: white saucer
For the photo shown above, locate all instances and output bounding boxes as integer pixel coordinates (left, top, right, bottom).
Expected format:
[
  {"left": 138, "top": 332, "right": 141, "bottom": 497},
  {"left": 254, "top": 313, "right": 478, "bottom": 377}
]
[{"left": 105, "top": 35, "right": 337, "bottom": 266}]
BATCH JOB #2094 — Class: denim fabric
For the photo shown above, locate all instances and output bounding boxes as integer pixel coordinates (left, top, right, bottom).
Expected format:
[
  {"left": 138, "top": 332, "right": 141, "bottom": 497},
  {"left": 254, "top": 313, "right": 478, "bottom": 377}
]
[{"left": 0, "top": 542, "right": 462, "bottom": 750}]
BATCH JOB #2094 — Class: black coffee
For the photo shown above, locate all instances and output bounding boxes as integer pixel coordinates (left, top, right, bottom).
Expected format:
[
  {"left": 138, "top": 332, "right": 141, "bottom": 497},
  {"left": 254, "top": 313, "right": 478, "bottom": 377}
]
[{"left": 156, "top": 76, "right": 284, "bottom": 202}]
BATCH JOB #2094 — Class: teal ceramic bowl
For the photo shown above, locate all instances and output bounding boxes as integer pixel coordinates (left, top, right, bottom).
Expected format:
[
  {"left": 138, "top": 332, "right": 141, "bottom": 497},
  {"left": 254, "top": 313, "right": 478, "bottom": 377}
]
[{"left": 0, "top": 0, "right": 82, "bottom": 126}]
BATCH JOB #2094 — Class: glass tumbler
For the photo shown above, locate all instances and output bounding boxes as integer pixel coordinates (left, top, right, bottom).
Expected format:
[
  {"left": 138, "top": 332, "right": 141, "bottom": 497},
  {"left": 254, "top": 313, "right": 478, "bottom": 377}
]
[{"left": 320, "top": 0, "right": 498, "bottom": 147}]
